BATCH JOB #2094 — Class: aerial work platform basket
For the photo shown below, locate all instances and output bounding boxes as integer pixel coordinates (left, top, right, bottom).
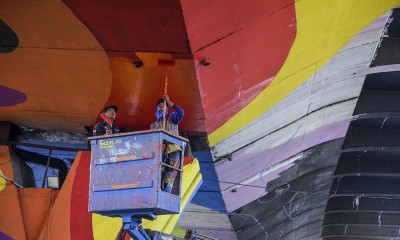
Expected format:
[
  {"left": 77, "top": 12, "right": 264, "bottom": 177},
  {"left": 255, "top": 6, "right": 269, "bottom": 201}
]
[{"left": 88, "top": 129, "right": 187, "bottom": 239}]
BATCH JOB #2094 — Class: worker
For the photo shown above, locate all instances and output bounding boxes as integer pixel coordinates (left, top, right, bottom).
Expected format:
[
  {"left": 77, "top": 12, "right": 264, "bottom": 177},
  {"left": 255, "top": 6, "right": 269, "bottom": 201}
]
[
  {"left": 93, "top": 105, "right": 121, "bottom": 136},
  {"left": 150, "top": 94, "right": 184, "bottom": 193}
]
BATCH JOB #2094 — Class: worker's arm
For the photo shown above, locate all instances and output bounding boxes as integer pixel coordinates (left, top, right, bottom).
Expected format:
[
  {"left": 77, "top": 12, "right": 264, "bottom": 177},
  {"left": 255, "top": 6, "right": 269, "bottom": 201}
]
[
  {"left": 93, "top": 122, "right": 104, "bottom": 136},
  {"left": 170, "top": 104, "right": 184, "bottom": 124}
]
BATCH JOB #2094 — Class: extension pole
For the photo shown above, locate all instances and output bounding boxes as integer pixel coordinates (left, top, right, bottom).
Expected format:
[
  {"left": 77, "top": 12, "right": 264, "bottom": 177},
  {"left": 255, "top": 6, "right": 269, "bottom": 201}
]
[{"left": 163, "top": 73, "right": 168, "bottom": 129}]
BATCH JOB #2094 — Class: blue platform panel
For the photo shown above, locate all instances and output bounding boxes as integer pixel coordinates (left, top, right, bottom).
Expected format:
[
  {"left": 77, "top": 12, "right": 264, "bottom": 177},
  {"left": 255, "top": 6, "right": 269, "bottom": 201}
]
[{"left": 88, "top": 130, "right": 187, "bottom": 216}]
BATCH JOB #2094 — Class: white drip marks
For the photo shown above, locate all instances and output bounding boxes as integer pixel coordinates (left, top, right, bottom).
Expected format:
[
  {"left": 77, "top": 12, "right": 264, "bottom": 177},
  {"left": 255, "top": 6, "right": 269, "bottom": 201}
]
[
  {"left": 353, "top": 196, "right": 361, "bottom": 211},
  {"left": 378, "top": 210, "right": 383, "bottom": 226}
]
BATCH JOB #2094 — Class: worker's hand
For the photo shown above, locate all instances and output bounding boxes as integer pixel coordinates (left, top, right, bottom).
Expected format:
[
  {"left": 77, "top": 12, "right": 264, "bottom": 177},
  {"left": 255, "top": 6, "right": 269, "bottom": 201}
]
[
  {"left": 163, "top": 94, "right": 170, "bottom": 104},
  {"left": 163, "top": 94, "right": 174, "bottom": 107}
]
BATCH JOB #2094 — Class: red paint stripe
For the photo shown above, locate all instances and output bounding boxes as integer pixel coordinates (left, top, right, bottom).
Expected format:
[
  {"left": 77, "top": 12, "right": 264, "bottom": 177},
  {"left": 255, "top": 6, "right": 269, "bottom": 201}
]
[
  {"left": 62, "top": 0, "right": 189, "bottom": 58},
  {"left": 183, "top": 0, "right": 297, "bottom": 133},
  {"left": 184, "top": 157, "right": 194, "bottom": 166},
  {"left": 70, "top": 151, "right": 94, "bottom": 240}
]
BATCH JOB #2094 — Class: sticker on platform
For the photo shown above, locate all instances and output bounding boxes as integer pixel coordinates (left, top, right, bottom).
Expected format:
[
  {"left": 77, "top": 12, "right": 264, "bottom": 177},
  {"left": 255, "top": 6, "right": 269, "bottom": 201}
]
[
  {"left": 99, "top": 139, "right": 122, "bottom": 148},
  {"left": 93, "top": 180, "right": 153, "bottom": 192},
  {"left": 95, "top": 152, "right": 155, "bottom": 165}
]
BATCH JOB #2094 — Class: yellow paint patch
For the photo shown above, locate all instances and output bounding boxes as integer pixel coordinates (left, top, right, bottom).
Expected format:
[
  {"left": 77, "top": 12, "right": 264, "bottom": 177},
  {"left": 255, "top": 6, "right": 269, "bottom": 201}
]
[
  {"left": 209, "top": 0, "right": 400, "bottom": 146},
  {"left": 142, "top": 158, "right": 202, "bottom": 233},
  {"left": 0, "top": 170, "right": 6, "bottom": 192},
  {"left": 92, "top": 213, "right": 122, "bottom": 240},
  {"left": 171, "top": 224, "right": 187, "bottom": 238}
]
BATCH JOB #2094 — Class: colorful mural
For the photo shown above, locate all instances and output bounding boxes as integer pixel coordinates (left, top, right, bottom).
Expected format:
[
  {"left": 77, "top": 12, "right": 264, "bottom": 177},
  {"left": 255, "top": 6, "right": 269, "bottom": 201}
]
[
  {"left": 206, "top": 0, "right": 400, "bottom": 146},
  {"left": 0, "top": 147, "right": 202, "bottom": 239},
  {"left": 0, "top": 19, "right": 18, "bottom": 53},
  {"left": 1, "top": 0, "right": 400, "bottom": 239},
  {"left": 200, "top": 0, "right": 400, "bottom": 211},
  {"left": 0, "top": 19, "right": 26, "bottom": 107},
  {"left": 0, "top": 0, "right": 111, "bottom": 132},
  {"left": 1, "top": 0, "right": 398, "bottom": 135}
]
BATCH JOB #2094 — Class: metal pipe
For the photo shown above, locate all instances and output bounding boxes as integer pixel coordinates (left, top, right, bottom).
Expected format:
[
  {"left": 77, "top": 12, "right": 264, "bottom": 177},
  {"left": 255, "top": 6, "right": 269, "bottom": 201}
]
[
  {"left": 42, "top": 149, "right": 52, "bottom": 188},
  {"left": 0, "top": 173, "right": 23, "bottom": 188},
  {"left": 197, "top": 233, "right": 219, "bottom": 240},
  {"left": 161, "top": 162, "right": 182, "bottom": 172}
]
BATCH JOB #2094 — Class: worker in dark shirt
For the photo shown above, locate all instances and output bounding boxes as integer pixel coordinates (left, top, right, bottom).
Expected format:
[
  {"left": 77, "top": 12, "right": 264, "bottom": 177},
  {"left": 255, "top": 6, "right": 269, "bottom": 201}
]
[
  {"left": 93, "top": 105, "right": 121, "bottom": 136},
  {"left": 150, "top": 94, "right": 184, "bottom": 193}
]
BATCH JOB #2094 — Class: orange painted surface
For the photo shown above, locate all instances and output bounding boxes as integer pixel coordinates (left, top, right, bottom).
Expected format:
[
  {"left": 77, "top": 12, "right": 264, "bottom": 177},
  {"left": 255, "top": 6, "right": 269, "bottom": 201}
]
[
  {"left": 0, "top": 146, "right": 201, "bottom": 239},
  {"left": 0, "top": 187, "right": 26, "bottom": 239},
  {"left": 102, "top": 55, "right": 206, "bottom": 133},
  {"left": 0, "top": 146, "right": 13, "bottom": 181},
  {"left": 19, "top": 189, "right": 59, "bottom": 240},
  {"left": 0, "top": 0, "right": 297, "bottom": 135},
  {"left": 0, "top": 146, "right": 25, "bottom": 240},
  {"left": 0, "top": 150, "right": 91, "bottom": 240},
  {"left": 58, "top": 0, "right": 206, "bottom": 133},
  {"left": 0, "top": 0, "right": 111, "bottom": 132},
  {"left": 38, "top": 152, "right": 84, "bottom": 240},
  {"left": 0, "top": 1, "right": 206, "bottom": 134}
]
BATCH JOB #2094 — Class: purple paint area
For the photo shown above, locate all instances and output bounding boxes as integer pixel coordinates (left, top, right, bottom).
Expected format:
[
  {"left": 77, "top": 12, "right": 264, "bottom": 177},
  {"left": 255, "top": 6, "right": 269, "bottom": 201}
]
[
  {"left": 368, "top": 64, "right": 400, "bottom": 74},
  {"left": 0, "top": 231, "right": 14, "bottom": 240},
  {"left": 0, "top": 85, "right": 26, "bottom": 107},
  {"left": 223, "top": 166, "right": 291, "bottom": 212},
  {"left": 217, "top": 120, "right": 349, "bottom": 211}
]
